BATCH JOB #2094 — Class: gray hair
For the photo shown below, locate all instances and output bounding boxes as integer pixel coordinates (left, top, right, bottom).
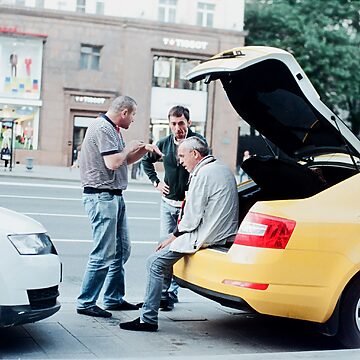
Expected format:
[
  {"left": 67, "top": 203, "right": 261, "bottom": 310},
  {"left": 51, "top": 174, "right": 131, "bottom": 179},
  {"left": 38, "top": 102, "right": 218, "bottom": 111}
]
[
  {"left": 180, "top": 136, "right": 209, "bottom": 157},
  {"left": 109, "top": 95, "right": 137, "bottom": 113}
]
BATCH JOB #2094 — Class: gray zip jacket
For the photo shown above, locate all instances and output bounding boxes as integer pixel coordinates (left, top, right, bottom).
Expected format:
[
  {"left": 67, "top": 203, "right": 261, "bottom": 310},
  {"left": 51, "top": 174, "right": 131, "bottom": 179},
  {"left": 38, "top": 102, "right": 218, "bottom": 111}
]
[{"left": 170, "top": 156, "right": 239, "bottom": 254}]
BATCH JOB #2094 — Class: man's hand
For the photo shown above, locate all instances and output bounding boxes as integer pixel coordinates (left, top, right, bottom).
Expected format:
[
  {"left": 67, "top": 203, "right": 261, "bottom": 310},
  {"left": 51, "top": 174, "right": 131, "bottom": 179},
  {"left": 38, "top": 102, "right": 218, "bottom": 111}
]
[
  {"left": 145, "top": 144, "right": 164, "bottom": 158},
  {"left": 125, "top": 142, "right": 163, "bottom": 165},
  {"left": 127, "top": 140, "right": 146, "bottom": 153},
  {"left": 156, "top": 181, "right": 170, "bottom": 195},
  {"left": 156, "top": 234, "right": 176, "bottom": 251},
  {"left": 104, "top": 140, "right": 144, "bottom": 170}
]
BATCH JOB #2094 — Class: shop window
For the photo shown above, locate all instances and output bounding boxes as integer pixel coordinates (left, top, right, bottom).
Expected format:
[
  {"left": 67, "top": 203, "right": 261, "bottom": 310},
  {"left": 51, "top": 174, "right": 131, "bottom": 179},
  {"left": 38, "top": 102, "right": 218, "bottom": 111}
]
[
  {"left": 1, "top": 35, "right": 43, "bottom": 100},
  {"left": 80, "top": 44, "right": 102, "bottom": 70},
  {"left": 15, "top": 0, "right": 26, "bottom": 6},
  {"left": 0, "top": 105, "right": 38, "bottom": 150},
  {"left": 96, "top": 0, "right": 104, "bottom": 15},
  {"left": 158, "top": 0, "right": 177, "bottom": 23},
  {"left": 76, "top": 0, "right": 86, "bottom": 13},
  {"left": 197, "top": 2, "right": 215, "bottom": 27},
  {"left": 150, "top": 56, "right": 208, "bottom": 144},
  {"left": 152, "top": 56, "right": 207, "bottom": 92}
]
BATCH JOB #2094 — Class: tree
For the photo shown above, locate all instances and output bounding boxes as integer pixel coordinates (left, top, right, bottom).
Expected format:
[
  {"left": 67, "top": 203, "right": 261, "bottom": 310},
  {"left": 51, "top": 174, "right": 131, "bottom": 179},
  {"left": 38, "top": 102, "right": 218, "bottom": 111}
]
[{"left": 245, "top": 0, "right": 360, "bottom": 135}]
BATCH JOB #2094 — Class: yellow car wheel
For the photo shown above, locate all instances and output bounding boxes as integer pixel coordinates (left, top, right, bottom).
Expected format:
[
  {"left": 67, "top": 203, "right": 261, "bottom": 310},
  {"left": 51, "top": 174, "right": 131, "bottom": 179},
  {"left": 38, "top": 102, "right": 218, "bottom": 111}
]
[{"left": 338, "top": 277, "right": 360, "bottom": 348}]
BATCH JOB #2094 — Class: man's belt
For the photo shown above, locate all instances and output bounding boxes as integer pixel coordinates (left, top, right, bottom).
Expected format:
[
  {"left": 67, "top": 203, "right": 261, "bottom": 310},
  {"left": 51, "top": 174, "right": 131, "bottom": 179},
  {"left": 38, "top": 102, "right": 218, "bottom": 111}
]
[{"left": 83, "top": 187, "right": 123, "bottom": 196}]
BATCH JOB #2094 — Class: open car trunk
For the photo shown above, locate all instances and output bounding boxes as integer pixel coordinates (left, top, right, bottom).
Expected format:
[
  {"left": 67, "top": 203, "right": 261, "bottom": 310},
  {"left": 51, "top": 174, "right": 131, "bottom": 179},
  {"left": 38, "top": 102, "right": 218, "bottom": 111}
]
[
  {"left": 213, "top": 156, "right": 358, "bottom": 252},
  {"left": 185, "top": 47, "right": 360, "bottom": 251},
  {"left": 238, "top": 155, "right": 358, "bottom": 221},
  {"left": 239, "top": 156, "right": 358, "bottom": 225}
]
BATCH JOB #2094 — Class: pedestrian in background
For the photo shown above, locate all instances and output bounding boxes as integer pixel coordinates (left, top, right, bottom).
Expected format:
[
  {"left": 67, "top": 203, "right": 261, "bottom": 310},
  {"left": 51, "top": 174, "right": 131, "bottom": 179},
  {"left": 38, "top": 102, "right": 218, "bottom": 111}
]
[
  {"left": 142, "top": 105, "right": 207, "bottom": 311},
  {"left": 1, "top": 144, "right": 11, "bottom": 170},
  {"left": 130, "top": 160, "right": 143, "bottom": 179},
  {"left": 77, "top": 95, "right": 163, "bottom": 318},
  {"left": 71, "top": 144, "right": 81, "bottom": 169},
  {"left": 120, "top": 137, "right": 239, "bottom": 331},
  {"left": 239, "top": 149, "right": 251, "bottom": 183}
]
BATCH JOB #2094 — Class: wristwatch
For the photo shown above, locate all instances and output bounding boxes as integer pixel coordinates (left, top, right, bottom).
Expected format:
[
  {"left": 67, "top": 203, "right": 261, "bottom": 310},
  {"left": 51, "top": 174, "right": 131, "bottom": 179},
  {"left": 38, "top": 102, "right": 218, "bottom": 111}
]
[{"left": 153, "top": 179, "right": 160, "bottom": 188}]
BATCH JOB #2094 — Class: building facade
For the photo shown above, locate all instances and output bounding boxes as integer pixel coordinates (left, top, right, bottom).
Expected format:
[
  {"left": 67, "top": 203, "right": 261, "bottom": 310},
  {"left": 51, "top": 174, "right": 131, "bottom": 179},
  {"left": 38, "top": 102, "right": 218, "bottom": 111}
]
[{"left": 0, "top": 0, "right": 245, "bottom": 170}]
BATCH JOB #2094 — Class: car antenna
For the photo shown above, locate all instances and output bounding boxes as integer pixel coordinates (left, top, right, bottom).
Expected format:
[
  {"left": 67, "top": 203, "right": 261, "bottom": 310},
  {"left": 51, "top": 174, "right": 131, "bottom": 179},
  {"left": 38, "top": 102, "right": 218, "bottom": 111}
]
[
  {"left": 260, "top": 134, "right": 278, "bottom": 158},
  {"left": 331, "top": 114, "right": 360, "bottom": 173}
]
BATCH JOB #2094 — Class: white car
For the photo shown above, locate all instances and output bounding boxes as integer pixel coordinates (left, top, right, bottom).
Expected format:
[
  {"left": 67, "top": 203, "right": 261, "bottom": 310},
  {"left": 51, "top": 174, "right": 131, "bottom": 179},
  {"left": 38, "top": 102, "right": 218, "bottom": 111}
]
[{"left": 0, "top": 207, "right": 62, "bottom": 327}]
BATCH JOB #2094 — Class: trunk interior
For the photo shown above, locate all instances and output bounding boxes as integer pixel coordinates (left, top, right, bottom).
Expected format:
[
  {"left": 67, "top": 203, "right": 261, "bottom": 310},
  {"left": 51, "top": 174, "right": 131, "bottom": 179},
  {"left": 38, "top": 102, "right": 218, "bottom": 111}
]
[{"left": 212, "top": 155, "right": 358, "bottom": 252}]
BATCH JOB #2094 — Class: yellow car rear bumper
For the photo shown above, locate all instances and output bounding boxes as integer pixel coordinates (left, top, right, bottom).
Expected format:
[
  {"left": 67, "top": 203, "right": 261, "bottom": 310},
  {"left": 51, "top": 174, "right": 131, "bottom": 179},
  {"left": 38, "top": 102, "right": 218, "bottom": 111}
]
[{"left": 174, "top": 244, "right": 353, "bottom": 323}]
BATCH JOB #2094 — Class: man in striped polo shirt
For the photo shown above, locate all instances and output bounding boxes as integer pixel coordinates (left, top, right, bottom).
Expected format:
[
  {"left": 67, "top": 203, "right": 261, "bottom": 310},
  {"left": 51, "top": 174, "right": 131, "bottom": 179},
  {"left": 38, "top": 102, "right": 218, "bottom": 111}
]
[{"left": 77, "top": 95, "right": 163, "bottom": 318}]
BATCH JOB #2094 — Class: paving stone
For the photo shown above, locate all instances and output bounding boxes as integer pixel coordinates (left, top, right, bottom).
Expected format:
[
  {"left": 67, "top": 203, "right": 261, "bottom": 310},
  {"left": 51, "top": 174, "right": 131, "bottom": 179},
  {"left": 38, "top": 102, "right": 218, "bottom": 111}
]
[{"left": 23, "top": 322, "right": 92, "bottom": 356}]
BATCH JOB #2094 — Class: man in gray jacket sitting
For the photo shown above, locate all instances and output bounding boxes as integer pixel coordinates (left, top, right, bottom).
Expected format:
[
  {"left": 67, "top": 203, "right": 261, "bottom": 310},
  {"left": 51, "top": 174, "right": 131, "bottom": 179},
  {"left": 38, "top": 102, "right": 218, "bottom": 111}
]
[{"left": 120, "top": 136, "right": 239, "bottom": 332}]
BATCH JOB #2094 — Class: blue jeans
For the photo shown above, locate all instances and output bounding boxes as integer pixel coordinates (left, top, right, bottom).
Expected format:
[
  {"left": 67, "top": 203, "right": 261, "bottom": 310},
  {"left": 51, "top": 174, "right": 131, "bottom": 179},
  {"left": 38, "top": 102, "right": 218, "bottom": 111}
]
[
  {"left": 160, "top": 199, "right": 180, "bottom": 301},
  {"left": 239, "top": 168, "right": 250, "bottom": 183},
  {"left": 77, "top": 192, "right": 131, "bottom": 309},
  {"left": 141, "top": 247, "right": 184, "bottom": 324}
]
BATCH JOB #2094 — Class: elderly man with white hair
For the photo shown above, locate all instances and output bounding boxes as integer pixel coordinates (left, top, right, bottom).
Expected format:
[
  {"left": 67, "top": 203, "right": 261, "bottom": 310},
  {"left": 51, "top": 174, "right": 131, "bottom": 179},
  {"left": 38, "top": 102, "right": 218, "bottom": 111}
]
[{"left": 120, "top": 136, "right": 239, "bottom": 332}]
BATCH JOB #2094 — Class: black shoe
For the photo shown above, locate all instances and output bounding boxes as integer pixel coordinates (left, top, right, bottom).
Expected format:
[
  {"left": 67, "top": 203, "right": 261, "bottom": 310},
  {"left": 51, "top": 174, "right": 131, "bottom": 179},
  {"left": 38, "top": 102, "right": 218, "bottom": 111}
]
[
  {"left": 104, "top": 300, "right": 139, "bottom": 311},
  {"left": 119, "top": 317, "right": 158, "bottom": 332},
  {"left": 136, "top": 299, "right": 173, "bottom": 311},
  {"left": 159, "top": 298, "right": 174, "bottom": 312},
  {"left": 168, "top": 292, "right": 179, "bottom": 304},
  {"left": 77, "top": 306, "right": 112, "bottom": 318}
]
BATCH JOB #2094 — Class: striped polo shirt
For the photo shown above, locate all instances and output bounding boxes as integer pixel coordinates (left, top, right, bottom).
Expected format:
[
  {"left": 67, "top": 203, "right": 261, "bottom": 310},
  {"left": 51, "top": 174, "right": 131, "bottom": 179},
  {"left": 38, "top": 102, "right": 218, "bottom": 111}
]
[{"left": 79, "top": 115, "right": 128, "bottom": 191}]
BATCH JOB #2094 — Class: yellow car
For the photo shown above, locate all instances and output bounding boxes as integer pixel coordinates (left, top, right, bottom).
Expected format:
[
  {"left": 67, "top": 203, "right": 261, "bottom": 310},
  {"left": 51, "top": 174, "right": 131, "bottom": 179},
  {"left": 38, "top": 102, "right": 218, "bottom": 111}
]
[{"left": 173, "top": 46, "right": 360, "bottom": 348}]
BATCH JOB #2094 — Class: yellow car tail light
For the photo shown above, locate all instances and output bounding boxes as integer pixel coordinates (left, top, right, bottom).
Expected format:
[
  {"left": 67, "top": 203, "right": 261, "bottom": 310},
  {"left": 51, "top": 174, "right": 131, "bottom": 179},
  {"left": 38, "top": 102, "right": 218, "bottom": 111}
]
[{"left": 234, "top": 212, "right": 296, "bottom": 249}]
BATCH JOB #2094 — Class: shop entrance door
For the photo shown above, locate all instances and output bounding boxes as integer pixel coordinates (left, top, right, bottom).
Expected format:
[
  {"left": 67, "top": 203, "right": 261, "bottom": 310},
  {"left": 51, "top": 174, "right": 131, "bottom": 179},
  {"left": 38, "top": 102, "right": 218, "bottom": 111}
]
[
  {"left": 72, "top": 116, "right": 95, "bottom": 165},
  {"left": 0, "top": 120, "right": 14, "bottom": 170}
]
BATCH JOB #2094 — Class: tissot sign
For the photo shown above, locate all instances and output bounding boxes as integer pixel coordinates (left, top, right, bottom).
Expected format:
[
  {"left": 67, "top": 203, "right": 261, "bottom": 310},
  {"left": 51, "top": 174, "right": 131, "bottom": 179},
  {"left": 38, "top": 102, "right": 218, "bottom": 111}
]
[
  {"left": 162, "top": 37, "right": 208, "bottom": 50},
  {"left": 74, "top": 96, "right": 106, "bottom": 105}
]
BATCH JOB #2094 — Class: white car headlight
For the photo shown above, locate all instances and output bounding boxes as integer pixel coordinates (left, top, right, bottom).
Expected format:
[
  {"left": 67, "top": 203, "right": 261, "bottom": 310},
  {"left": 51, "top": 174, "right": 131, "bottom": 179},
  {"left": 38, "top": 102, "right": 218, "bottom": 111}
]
[{"left": 8, "top": 233, "right": 56, "bottom": 255}]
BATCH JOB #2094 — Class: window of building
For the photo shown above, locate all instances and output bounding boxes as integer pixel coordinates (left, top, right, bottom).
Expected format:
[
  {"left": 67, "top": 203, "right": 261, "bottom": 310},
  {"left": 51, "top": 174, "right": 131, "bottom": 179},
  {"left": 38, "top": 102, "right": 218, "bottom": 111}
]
[
  {"left": 80, "top": 45, "right": 102, "bottom": 70},
  {"left": 76, "top": 0, "right": 86, "bottom": 13},
  {"left": 152, "top": 56, "right": 206, "bottom": 92},
  {"left": 57, "top": 1, "right": 66, "bottom": 10},
  {"left": 35, "top": 0, "right": 44, "bottom": 7},
  {"left": 96, "top": 0, "right": 104, "bottom": 15},
  {"left": 150, "top": 55, "right": 208, "bottom": 143},
  {"left": 158, "top": 0, "right": 177, "bottom": 23},
  {"left": 15, "top": 0, "right": 26, "bottom": 6},
  {"left": 197, "top": 2, "right": 215, "bottom": 27}
]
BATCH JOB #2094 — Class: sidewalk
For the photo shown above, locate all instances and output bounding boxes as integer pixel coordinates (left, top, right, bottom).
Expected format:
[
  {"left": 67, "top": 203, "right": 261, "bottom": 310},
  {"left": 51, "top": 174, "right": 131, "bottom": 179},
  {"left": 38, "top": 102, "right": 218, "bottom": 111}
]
[{"left": 3, "top": 298, "right": 359, "bottom": 360}]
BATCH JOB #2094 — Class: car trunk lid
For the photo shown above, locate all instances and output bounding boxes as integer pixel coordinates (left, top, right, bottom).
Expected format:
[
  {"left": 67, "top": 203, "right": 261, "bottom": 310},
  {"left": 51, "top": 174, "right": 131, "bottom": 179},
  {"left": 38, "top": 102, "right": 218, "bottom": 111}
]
[{"left": 187, "top": 46, "right": 360, "bottom": 160}]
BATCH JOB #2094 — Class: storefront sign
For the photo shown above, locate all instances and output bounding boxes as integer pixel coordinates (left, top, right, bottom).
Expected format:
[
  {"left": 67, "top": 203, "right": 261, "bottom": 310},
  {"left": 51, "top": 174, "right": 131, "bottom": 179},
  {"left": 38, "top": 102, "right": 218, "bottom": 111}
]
[
  {"left": 74, "top": 96, "right": 106, "bottom": 105},
  {"left": 0, "top": 27, "right": 47, "bottom": 38},
  {"left": 162, "top": 37, "right": 208, "bottom": 50},
  {"left": 0, "top": 26, "right": 18, "bottom": 34}
]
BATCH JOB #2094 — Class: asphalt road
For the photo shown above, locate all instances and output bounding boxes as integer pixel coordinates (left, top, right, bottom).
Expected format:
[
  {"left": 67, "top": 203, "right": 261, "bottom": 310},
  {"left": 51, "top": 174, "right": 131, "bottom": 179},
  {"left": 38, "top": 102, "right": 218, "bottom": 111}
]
[
  {"left": 0, "top": 176, "right": 356, "bottom": 359},
  {"left": 0, "top": 177, "right": 160, "bottom": 301}
]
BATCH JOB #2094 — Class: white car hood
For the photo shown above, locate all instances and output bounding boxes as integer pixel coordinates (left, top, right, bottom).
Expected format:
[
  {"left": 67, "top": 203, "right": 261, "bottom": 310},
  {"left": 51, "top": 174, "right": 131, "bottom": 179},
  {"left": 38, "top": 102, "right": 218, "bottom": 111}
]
[{"left": 0, "top": 207, "right": 46, "bottom": 235}]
